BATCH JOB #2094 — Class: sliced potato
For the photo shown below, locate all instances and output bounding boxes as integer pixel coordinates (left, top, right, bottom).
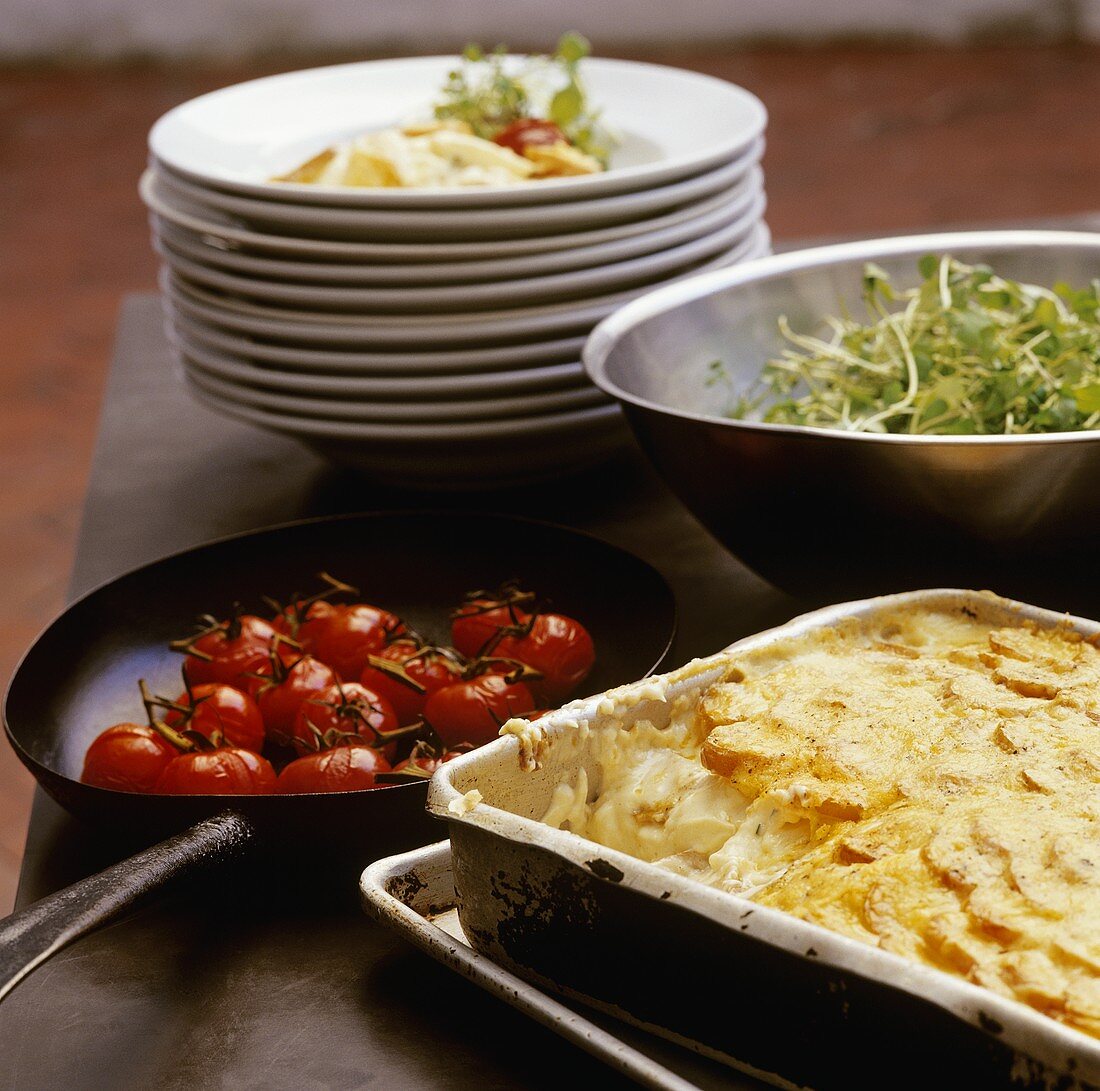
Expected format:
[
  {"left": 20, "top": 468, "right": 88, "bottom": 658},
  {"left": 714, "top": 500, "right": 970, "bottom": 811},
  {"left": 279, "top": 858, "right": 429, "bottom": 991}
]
[{"left": 524, "top": 141, "right": 603, "bottom": 177}]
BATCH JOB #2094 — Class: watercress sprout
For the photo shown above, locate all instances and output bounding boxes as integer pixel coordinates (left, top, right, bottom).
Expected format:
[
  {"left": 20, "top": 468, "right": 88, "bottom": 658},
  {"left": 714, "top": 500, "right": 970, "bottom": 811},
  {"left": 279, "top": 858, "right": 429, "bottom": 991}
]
[{"left": 729, "top": 256, "right": 1100, "bottom": 435}]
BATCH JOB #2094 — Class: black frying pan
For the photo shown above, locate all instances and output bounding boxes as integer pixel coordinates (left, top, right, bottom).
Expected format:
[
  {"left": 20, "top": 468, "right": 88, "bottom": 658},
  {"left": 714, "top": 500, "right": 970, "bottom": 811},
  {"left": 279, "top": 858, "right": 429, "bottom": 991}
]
[{"left": 0, "top": 511, "right": 675, "bottom": 1001}]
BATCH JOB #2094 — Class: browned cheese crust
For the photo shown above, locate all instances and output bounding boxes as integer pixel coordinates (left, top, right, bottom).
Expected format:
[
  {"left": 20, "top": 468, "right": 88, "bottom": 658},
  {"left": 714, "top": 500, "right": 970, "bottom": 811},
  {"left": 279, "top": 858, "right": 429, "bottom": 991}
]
[{"left": 700, "top": 611, "right": 1100, "bottom": 1039}]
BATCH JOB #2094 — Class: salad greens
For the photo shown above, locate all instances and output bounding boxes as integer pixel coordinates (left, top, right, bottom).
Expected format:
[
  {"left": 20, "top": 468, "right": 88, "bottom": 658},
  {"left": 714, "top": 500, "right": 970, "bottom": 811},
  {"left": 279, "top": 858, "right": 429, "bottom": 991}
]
[
  {"left": 728, "top": 256, "right": 1100, "bottom": 435},
  {"left": 434, "top": 33, "right": 614, "bottom": 164}
]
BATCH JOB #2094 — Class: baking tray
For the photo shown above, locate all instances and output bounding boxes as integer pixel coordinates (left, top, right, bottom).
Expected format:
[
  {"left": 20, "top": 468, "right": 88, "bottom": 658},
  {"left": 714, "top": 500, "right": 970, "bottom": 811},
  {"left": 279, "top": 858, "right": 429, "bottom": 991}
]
[
  {"left": 361, "top": 840, "right": 768, "bottom": 1090},
  {"left": 426, "top": 589, "right": 1100, "bottom": 1091}
]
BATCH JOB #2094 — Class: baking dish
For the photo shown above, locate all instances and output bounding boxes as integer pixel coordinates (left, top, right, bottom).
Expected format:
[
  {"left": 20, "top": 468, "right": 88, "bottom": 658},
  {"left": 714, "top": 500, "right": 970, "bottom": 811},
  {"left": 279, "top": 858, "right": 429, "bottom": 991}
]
[{"left": 426, "top": 589, "right": 1100, "bottom": 1090}]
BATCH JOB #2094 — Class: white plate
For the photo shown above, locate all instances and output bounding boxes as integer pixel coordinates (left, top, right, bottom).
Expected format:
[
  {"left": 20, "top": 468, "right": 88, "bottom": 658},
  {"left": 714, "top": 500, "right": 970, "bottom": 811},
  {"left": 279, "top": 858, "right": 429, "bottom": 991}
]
[
  {"left": 185, "top": 380, "right": 632, "bottom": 488},
  {"left": 170, "top": 330, "right": 588, "bottom": 398},
  {"left": 139, "top": 154, "right": 762, "bottom": 262},
  {"left": 155, "top": 192, "right": 765, "bottom": 313},
  {"left": 172, "top": 313, "right": 587, "bottom": 374},
  {"left": 150, "top": 153, "right": 757, "bottom": 241},
  {"left": 149, "top": 56, "right": 766, "bottom": 208},
  {"left": 186, "top": 380, "right": 624, "bottom": 441},
  {"left": 152, "top": 172, "right": 762, "bottom": 286},
  {"left": 178, "top": 356, "right": 608, "bottom": 422},
  {"left": 162, "top": 225, "right": 770, "bottom": 347}
]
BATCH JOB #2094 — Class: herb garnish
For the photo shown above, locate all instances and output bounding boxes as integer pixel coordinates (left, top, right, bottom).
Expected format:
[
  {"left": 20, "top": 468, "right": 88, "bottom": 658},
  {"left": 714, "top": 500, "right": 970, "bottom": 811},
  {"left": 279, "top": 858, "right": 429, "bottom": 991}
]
[
  {"left": 729, "top": 256, "right": 1100, "bottom": 435},
  {"left": 434, "top": 33, "right": 614, "bottom": 164}
]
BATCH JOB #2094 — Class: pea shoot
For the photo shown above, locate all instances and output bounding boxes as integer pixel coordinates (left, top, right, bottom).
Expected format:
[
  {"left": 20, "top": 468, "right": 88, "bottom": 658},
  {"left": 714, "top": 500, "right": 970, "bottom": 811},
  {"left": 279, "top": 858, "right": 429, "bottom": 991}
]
[{"left": 728, "top": 256, "right": 1100, "bottom": 435}]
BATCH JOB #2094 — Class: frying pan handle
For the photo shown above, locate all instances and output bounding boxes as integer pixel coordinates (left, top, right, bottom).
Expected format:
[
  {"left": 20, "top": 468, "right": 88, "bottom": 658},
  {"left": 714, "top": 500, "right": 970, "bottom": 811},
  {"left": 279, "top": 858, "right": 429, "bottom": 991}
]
[{"left": 0, "top": 811, "right": 254, "bottom": 1003}]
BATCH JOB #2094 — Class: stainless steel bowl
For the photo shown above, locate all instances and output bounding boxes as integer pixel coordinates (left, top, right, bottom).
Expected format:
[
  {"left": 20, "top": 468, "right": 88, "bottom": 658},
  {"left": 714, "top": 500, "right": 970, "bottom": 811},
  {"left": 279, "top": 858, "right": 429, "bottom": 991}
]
[{"left": 583, "top": 230, "right": 1100, "bottom": 605}]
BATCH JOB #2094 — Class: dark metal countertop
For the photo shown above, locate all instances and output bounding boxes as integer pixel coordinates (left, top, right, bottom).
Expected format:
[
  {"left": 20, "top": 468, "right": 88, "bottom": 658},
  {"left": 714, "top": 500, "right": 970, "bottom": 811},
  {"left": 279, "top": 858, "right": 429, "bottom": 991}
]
[{"left": 0, "top": 295, "right": 796, "bottom": 1089}]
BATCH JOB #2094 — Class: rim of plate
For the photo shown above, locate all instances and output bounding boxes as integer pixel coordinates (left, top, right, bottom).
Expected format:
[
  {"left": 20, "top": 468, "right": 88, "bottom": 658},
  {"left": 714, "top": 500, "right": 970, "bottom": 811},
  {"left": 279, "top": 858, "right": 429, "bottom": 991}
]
[
  {"left": 170, "top": 313, "right": 587, "bottom": 373},
  {"left": 153, "top": 190, "right": 766, "bottom": 313},
  {"left": 151, "top": 169, "right": 763, "bottom": 287},
  {"left": 163, "top": 223, "right": 768, "bottom": 329},
  {"left": 148, "top": 151, "right": 759, "bottom": 240},
  {"left": 185, "top": 381, "right": 624, "bottom": 441},
  {"left": 138, "top": 158, "right": 761, "bottom": 261},
  {"left": 177, "top": 356, "right": 607, "bottom": 422},
  {"left": 149, "top": 55, "right": 767, "bottom": 208},
  {"left": 169, "top": 329, "right": 588, "bottom": 396},
  {"left": 160, "top": 226, "right": 769, "bottom": 347}
]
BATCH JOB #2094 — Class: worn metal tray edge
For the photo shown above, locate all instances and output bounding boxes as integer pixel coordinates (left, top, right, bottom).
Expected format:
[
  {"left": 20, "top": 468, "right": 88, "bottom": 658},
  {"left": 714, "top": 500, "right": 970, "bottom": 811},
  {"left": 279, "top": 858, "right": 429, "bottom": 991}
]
[
  {"left": 361, "top": 841, "right": 766, "bottom": 1091},
  {"left": 427, "top": 588, "right": 1100, "bottom": 1087}
]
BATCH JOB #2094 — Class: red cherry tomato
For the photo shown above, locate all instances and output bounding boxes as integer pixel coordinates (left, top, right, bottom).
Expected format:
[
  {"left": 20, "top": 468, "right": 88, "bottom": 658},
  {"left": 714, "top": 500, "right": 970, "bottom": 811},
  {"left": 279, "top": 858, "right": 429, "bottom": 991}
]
[
  {"left": 81, "top": 723, "right": 178, "bottom": 793},
  {"left": 291, "top": 681, "right": 398, "bottom": 752},
  {"left": 300, "top": 603, "right": 404, "bottom": 680},
  {"left": 254, "top": 655, "right": 339, "bottom": 744},
  {"left": 451, "top": 592, "right": 532, "bottom": 659},
  {"left": 272, "top": 598, "right": 335, "bottom": 643},
  {"left": 176, "top": 614, "right": 283, "bottom": 690},
  {"left": 491, "top": 613, "right": 596, "bottom": 702},
  {"left": 359, "top": 640, "right": 466, "bottom": 725},
  {"left": 392, "top": 747, "right": 466, "bottom": 776},
  {"left": 423, "top": 670, "right": 535, "bottom": 749},
  {"left": 155, "top": 748, "right": 276, "bottom": 795},
  {"left": 163, "top": 682, "right": 265, "bottom": 753},
  {"left": 493, "top": 118, "right": 568, "bottom": 155},
  {"left": 276, "top": 744, "right": 391, "bottom": 794}
]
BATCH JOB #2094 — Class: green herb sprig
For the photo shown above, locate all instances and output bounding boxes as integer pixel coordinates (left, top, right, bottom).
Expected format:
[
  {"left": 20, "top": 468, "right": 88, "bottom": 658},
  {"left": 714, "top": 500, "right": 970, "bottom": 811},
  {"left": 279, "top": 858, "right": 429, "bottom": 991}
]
[
  {"left": 434, "top": 33, "right": 614, "bottom": 164},
  {"left": 729, "top": 256, "right": 1100, "bottom": 435}
]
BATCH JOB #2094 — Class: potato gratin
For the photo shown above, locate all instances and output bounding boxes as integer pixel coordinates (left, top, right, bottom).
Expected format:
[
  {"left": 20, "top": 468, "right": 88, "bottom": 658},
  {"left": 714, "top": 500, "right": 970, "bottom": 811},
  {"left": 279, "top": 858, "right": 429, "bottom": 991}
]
[{"left": 540, "top": 600, "right": 1100, "bottom": 1040}]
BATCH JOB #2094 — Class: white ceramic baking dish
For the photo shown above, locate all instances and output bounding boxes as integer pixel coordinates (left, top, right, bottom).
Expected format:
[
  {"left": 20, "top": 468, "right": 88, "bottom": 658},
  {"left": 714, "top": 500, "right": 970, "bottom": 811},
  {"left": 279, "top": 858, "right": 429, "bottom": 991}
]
[{"left": 426, "top": 589, "right": 1100, "bottom": 1090}]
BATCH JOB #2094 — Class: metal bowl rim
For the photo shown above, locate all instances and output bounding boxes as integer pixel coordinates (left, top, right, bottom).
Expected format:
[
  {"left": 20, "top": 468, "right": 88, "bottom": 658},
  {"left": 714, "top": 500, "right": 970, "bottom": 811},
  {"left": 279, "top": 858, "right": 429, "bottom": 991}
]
[{"left": 583, "top": 228, "right": 1100, "bottom": 446}]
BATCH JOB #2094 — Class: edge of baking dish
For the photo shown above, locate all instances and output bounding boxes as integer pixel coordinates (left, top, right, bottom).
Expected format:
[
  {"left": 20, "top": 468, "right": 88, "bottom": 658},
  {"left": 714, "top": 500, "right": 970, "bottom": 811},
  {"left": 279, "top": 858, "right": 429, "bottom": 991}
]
[{"left": 427, "top": 588, "right": 1100, "bottom": 1090}]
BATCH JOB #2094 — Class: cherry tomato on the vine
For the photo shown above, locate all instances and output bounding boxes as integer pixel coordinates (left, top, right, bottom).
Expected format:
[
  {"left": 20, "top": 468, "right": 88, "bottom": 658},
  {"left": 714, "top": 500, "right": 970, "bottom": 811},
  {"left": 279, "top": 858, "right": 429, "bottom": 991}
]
[
  {"left": 490, "top": 613, "right": 595, "bottom": 702},
  {"left": 81, "top": 722, "right": 178, "bottom": 793},
  {"left": 423, "top": 670, "right": 535, "bottom": 749},
  {"left": 253, "top": 654, "right": 339, "bottom": 744},
  {"left": 155, "top": 748, "right": 276, "bottom": 795},
  {"left": 272, "top": 598, "right": 335, "bottom": 644},
  {"left": 162, "top": 682, "right": 265, "bottom": 753},
  {"left": 493, "top": 118, "right": 568, "bottom": 155},
  {"left": 392, "top": 745, "right": 467, "bottom": 777},
  {"left": 451, "top": 589, "right": 533, "bottom": 659},
  {"left": 298, "top": 603, "right": 404, "bottom": 680},
  {"left": 291, "top": 681, "right": 398, "bottom": 752},
  {"left": 359, "top": 639, "right": 466, "bottom": 725},
  {"left": 276, "top": 744, "right": 391, "bottom": 794},
  {"left": 175, "top": 614, "right": 286, "bottom": 690}
]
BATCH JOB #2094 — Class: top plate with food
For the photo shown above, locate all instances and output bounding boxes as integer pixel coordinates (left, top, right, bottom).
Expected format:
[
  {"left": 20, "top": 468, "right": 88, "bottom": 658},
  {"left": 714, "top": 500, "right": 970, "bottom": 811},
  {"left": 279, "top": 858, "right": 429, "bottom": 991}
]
[{"left": 148, "top": 47, "right": 766, "bottom": 208}]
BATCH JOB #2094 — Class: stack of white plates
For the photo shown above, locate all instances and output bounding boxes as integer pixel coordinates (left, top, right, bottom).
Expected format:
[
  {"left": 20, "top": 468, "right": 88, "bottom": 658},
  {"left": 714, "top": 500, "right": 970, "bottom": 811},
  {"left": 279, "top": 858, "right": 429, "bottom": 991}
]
[{"left": 144, "top": 56, "right": 770, "bottom": 488}]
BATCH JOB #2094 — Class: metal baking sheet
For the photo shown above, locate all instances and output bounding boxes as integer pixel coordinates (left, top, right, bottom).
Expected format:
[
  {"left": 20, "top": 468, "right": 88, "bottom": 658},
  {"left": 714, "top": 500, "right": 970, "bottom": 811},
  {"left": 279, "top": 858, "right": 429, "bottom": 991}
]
[{"left": 361, "top": 841, "right": 769, "bottom": 1091}]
